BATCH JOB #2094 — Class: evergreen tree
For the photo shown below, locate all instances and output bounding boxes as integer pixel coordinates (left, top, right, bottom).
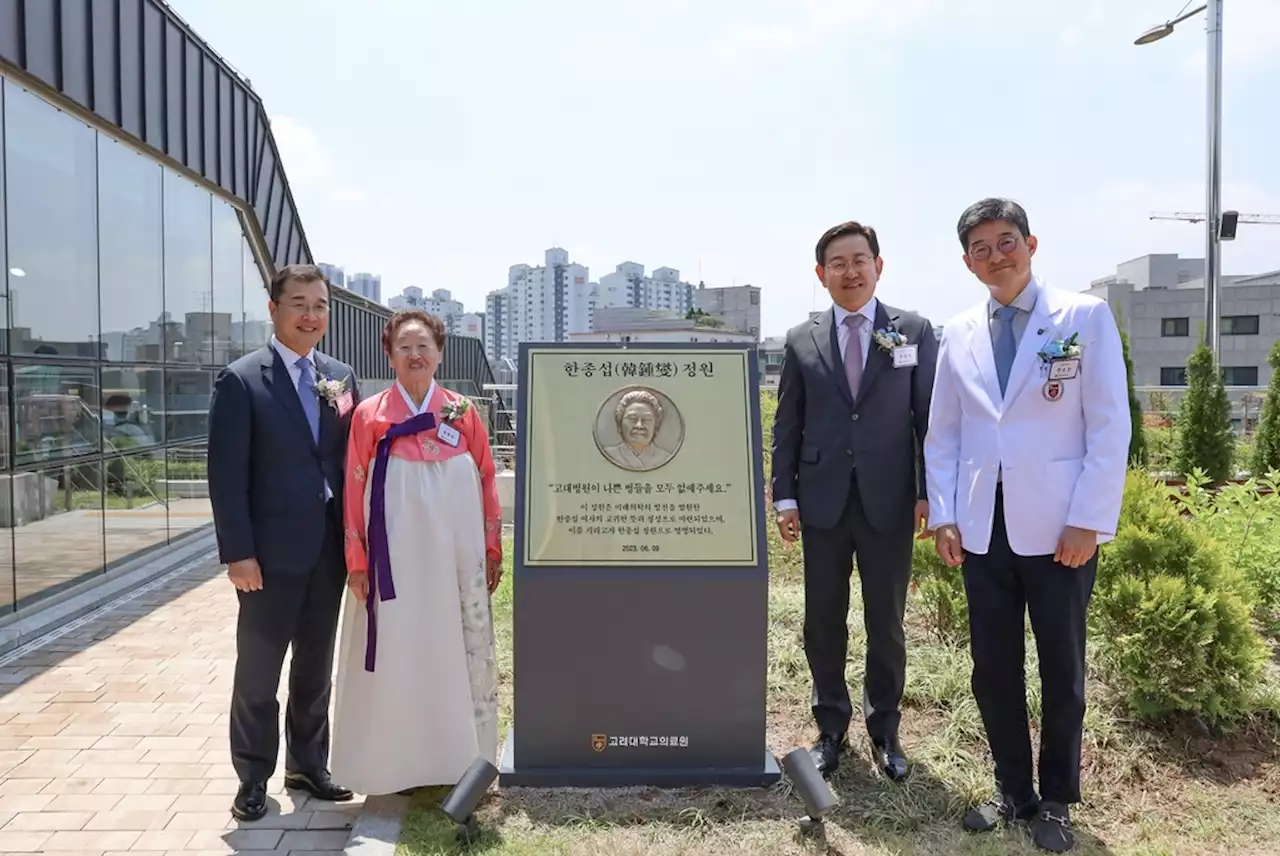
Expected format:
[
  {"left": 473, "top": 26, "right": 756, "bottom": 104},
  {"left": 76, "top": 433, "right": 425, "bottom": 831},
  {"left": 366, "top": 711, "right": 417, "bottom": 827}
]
[
  {"left": 1118, "top": 324, "right": 1146, "bottom": 467},
  {"left": 1250, "top": 340, "right": 1280, "bottom": 477},
  {"left": 1174, "top": 343, "right": 1235, "bottom": 483}
]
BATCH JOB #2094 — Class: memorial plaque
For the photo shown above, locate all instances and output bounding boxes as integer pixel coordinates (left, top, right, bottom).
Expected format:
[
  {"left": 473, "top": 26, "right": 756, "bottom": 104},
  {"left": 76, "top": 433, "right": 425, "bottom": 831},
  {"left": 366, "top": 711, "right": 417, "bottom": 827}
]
[{"left": 499, "top": 342, "right": 780, "bottom": 788}]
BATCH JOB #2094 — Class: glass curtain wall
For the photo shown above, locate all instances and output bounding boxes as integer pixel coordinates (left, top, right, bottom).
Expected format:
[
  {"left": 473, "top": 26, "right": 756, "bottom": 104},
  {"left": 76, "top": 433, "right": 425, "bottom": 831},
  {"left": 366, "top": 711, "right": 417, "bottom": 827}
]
[{"left": 0, "top": 78, "right": 273, "bottom": 613}]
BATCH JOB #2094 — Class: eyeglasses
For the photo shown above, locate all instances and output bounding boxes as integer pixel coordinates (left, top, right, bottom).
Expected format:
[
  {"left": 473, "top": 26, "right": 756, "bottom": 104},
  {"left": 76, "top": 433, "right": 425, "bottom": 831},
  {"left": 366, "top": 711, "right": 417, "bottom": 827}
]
[
  {"left": 281, "top": 301, "right": 329, "bottom": 316},
  {"left": 968, "top": 235, "right": 1020, "bottom": 261},
  {"left": 824, "top": 257, "right": 873, "bottom": 276}
]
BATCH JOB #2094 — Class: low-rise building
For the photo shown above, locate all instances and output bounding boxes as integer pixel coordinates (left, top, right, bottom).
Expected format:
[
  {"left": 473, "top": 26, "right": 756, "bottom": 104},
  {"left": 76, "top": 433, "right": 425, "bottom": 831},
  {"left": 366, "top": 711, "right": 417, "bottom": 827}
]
[
  {"left": 567, "top": 308, "right": 756, "bottom": 345},
  {"left": 1087, "top": 254, "right": 1280, "bottom": 428}
]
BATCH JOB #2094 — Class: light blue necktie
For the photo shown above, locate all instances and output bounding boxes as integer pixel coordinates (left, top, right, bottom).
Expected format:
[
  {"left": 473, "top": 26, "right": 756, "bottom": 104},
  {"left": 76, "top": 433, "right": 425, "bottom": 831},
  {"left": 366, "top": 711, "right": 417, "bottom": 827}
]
[
  {"left": 296, "top": 356, "right": 320, "bottom": 443},
  {"left": 993, "top": 305, "right": 1018, "bottom": 396}
]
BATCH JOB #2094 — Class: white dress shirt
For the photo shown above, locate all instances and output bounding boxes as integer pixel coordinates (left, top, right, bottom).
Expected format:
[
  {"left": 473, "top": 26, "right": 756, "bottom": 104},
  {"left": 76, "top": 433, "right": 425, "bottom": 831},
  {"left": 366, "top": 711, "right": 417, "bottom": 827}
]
[
  {"left": 834, "top": 297, "right": 877, "bottom": 372},
  {"left": 271, "top": 335, "right": 317, "bottom": 388},
  {"left": 774, "top": 298, "right": 878, "bottom": 515}
]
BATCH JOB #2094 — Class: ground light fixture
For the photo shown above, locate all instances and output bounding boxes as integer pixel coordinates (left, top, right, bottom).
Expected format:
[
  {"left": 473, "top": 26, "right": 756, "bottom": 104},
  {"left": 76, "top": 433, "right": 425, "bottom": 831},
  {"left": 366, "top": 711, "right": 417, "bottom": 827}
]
[
  {"left": 781, "top": 747, "right": 839, "bottom": 836},
  {"left": 440, "top": 757, "right": 500, "bottom": 845}
]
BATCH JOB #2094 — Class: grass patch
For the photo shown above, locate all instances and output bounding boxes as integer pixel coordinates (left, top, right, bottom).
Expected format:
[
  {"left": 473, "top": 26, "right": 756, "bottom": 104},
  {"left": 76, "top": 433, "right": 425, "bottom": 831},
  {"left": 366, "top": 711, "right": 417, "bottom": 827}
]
[{"left": 397, "top": 534, "right": 1280, "bottom": 856}]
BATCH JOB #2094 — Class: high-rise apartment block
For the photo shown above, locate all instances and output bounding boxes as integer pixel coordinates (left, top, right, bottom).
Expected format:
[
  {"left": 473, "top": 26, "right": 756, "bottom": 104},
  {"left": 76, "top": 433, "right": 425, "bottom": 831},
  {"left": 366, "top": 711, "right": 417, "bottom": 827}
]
[
  {"left": 596, "top": 263, "right": 697, "bottom": 315},
  {"left": 483, "top": 249, "right": 766, "bottom": 361},
  {"left": 485, "top": 248, "right": 592, "bottom": 362},
  {"left": 317, "top": 262, "right": 345, "bottom": 288},
  {"left": 346, "top": 271, "right": 382, "bottom": 303},
  {"left": 388, "top": 286, "right": 484, "bottom": 340}
]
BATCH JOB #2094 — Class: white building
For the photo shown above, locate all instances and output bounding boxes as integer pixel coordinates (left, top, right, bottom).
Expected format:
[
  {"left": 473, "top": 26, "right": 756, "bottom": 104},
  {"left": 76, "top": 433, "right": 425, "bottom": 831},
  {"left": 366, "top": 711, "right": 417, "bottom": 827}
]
[
  {"left": 453, "top": 312, "right": 484, "bottom": 339},
  {"left": 387, "top": 287, "right": 484, "bottom": 340},
  {"left": 596, "top": 262, "right": 696, "bottom": 315},
  {"left": 389, "top": 286, "right": 460, "bottom": 315},
  {"left": 484, "top": 247, "right": 592, "bottom": 362}
]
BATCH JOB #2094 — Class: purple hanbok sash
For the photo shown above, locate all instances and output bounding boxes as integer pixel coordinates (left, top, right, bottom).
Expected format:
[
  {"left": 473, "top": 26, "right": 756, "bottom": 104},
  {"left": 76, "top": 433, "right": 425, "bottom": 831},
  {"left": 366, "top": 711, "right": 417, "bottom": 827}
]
[{"left": 364, "top": 410, "right": 437, "bottom": 672}]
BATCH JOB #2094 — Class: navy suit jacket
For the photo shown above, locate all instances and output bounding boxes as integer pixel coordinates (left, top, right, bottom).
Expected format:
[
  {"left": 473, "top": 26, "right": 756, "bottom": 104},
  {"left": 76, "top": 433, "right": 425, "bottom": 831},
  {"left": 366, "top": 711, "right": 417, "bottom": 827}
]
[{"left": 207, "top": 344, "right": 361, "bottom": 577}]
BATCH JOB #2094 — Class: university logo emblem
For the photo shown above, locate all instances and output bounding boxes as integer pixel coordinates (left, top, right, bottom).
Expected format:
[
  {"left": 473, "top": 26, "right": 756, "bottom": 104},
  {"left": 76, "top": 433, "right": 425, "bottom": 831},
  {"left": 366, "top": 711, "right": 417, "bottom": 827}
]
[
  {"left": 1042, "top": 380, "right": 1064, "bottom": 402},
  {"left": 591, "top": 733, "right": 607, "bottom": 752}
]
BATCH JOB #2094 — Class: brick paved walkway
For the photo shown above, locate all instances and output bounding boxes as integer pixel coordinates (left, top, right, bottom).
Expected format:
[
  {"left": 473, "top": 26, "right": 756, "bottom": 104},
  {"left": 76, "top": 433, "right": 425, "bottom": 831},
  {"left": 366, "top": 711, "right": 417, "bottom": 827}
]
[{"left": 0, "top": 557, "right": 365, "bottom": 855}]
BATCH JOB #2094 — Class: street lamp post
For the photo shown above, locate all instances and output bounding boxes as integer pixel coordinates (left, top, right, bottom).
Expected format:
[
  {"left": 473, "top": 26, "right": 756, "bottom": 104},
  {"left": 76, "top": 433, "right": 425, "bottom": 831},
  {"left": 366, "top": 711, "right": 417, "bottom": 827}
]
[{"left": 1136, "top": 0, "right": 1223, "bottom": 363}]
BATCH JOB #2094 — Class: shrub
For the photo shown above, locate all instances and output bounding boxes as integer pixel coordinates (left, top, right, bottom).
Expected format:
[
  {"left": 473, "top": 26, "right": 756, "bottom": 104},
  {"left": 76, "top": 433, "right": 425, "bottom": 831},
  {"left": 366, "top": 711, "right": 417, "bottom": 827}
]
[
  {"left": 1144, "top": 424, "right": 1179, "bottom": 474},
  {"left": 1094, "top": 470, "right": 1269, "bottom": 725},
  {"left": 1176, "top": 472, "right": 1280, "bottom": 639},
  {"left": 1174, "top": 344, "right": 1234, "bottom": 483},
  {"left": 1119, "top": 325, "right": 1147, "bottom": 467},
  {"left": 1250, "top": 341, "right": 1280, "bottom": 477},
  {"left": 911, "top": 537, "right": 968, "bottom": 644}
]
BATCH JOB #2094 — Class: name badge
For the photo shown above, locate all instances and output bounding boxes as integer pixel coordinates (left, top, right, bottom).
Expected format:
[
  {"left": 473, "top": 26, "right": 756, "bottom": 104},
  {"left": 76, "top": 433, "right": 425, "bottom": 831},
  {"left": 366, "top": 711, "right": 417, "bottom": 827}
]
[
  {"left": 437, "top": 423, "right": 461, "bottom": 447},
  {"left": 1049, "top": 358, "right": 1079, "bottom": 380},
  {"left": 892, "top": 345, "right": 919, "bottom": 369}
]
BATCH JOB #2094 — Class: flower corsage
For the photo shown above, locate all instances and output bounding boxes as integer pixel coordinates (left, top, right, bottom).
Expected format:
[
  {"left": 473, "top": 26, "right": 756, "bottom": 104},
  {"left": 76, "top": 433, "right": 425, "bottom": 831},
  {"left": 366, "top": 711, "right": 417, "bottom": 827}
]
[
  {"left": 1037, "top": 332, "right": 1082, "bottom": 365},
  {"left": 872, "top": 326, "right": 908, "bottom": 353},
  {"left": 441, "top": 397, "right": 472, "bottom": 424},
  {"left": 315, "top": 376, "right": 348, "bottom": 410}
]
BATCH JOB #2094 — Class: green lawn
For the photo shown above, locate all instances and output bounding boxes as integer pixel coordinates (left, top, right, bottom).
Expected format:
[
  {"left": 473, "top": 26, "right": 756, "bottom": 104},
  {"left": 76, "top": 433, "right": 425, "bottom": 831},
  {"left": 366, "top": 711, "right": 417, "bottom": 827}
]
[{"left": 396, "top": 532, "right": 1280, "bottom": 856}]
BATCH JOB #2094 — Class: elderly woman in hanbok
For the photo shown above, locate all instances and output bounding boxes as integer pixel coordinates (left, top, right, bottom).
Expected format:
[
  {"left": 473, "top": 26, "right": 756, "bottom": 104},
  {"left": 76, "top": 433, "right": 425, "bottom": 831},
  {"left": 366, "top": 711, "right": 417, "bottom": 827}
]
[{"left": 329, "top": 310, "right": 503, "bottom": 796}]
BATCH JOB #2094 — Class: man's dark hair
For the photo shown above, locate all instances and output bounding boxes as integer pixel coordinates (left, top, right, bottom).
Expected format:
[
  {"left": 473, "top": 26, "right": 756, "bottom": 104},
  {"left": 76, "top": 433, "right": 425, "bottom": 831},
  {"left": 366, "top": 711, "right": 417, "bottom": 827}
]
[
  {"left": 956, "top": 198, "right": 1031, "bottom": 250},
  {"left": 815, "top": 221, "right": 880, "bottom": 265},
  {"left": 270, "top": 263, "right": 330, "bottom": 303}
]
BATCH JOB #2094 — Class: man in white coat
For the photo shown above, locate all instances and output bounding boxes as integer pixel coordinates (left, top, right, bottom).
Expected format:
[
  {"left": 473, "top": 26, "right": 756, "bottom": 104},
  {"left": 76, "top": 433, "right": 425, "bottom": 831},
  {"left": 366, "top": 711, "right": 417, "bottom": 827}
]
[{"left": 924, "top": 198, "right": 1129, "bottom": 854}]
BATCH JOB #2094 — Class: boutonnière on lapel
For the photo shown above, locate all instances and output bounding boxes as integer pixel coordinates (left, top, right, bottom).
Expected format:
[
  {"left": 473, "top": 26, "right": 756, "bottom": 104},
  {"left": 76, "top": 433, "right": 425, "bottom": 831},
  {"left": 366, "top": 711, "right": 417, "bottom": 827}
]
[
  {"left": 315, "top": 375, "right": 353, "bottom": 416},
  {"left": 436, "top": 397, "right": 471, "bottom": 449},
  {"left": 872, "top": 325, "right": 919, "bottom": 369},
  {"left": 1036, "top": 332, "right": 1082, "bottom": 402}
]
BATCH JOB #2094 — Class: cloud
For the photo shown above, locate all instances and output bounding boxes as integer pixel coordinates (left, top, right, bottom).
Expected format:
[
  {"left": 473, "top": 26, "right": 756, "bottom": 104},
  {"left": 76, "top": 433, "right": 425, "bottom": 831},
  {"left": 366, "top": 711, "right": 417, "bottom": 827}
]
[{"left": 269, "top": 115, "right": 369, "bottom": 208}]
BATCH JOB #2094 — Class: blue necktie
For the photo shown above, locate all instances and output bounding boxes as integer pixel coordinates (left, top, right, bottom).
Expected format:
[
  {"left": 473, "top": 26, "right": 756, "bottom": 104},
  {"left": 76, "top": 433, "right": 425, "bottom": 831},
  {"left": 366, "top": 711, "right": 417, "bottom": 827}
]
[
  {"left": 296, "top": 356, "right": 320, "bottom": 443},
  {"left": 994, "top": 305, "right": 1018, "bottom": 396}
]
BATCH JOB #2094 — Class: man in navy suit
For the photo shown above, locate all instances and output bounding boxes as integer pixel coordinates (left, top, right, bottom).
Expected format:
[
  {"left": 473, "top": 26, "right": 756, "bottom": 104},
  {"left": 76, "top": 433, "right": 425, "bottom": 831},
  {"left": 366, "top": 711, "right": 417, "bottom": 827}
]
[{"left": 208, "top": 264, "right": 362, "bottom": 821}]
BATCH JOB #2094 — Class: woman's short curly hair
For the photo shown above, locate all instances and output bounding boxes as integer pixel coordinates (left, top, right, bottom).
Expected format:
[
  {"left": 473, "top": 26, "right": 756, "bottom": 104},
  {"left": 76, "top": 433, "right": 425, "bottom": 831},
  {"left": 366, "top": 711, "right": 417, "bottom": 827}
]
[
  {"left": 381, "top": 310, "right": 446, "bottom": 354},
  {"left": 615, "top": 389, "right": 663, "bottom": 430}
]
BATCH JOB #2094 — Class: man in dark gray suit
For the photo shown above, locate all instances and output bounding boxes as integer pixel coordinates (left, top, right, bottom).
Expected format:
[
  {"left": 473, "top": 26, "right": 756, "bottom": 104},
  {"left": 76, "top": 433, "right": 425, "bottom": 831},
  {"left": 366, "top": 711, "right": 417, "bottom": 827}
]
[
  {"left": 208, "top": 264, "right": 361, "bottom": 821},
  {"left": 771, "top": 221, "right": 937, "bottom": 779}
]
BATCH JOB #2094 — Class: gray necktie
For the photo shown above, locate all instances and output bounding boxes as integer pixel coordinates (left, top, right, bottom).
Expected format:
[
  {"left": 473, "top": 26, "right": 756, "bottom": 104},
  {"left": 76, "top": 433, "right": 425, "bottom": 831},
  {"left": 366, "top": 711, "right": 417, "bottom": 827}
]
[
  {"left": 994, "top": 305, "right": 1018, "bottom": 396},
  {"left": 296, "top": 356, "right": 320, "bottom": 442},
  {"left": 843, "top": 314, "right": 867, "bottom": 400}
]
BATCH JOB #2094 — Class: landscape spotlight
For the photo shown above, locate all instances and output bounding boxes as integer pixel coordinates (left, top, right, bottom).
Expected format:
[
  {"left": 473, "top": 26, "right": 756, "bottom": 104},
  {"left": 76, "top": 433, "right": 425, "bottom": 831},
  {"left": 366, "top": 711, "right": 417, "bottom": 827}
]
[
  {"left": 780, "top": 747, "right": 839, "bottom": 836},
  {"left": 440, "top": 757, "right": 499, "bottom": 845}
]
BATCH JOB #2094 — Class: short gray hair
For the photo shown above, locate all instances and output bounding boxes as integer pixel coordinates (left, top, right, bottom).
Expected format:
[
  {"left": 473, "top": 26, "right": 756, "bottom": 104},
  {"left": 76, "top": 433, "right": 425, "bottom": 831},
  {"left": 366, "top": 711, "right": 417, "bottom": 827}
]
[
  {"left": 956, "top": 197, "right": 1030, "bottom": 250},
  {"left": 616, "top": 389, "right": 663, "bottom": 430}
]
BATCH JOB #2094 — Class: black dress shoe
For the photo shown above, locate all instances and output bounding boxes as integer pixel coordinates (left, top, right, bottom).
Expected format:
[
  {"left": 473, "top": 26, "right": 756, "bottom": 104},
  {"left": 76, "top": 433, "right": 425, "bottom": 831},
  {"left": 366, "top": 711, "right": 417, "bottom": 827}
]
[
  {"left": 963, "top": 792, "right": 1040, "bottom": 833},
  {"left": 231, "top": 780, "right": 268, "bottom": 821},
  {"left": 871, "top": 735, "right": 909, "bottom": 781},
  {"left": 284, "top": 770, "right": 354, "bottom": 802},
  {"left": 1031, "top": 801, "right": 1076, "bottom": 852},
  {"left": 808, "top": 732, "right": 848, "bottom": 776}
]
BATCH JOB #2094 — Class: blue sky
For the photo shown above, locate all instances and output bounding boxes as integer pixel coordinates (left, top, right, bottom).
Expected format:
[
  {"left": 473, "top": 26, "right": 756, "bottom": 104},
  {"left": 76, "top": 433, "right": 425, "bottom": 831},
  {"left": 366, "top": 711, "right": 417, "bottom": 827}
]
[{"left": 170, "top": 0, "right": 1280, "bottom": 337}]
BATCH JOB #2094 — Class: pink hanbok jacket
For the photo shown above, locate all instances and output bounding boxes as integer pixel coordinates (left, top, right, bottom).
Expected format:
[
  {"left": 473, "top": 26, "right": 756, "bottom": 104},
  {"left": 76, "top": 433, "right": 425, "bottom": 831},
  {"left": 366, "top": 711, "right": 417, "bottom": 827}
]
[{"left": 342, "top": 384, "right": 502, "bottom": 576}]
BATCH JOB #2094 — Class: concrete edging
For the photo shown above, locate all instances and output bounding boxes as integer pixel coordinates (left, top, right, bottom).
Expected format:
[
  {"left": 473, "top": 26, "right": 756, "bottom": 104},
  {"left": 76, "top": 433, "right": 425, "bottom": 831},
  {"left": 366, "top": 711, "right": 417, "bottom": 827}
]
[{"left": 344, "top": 794, "right": 410, "bottom": 856}]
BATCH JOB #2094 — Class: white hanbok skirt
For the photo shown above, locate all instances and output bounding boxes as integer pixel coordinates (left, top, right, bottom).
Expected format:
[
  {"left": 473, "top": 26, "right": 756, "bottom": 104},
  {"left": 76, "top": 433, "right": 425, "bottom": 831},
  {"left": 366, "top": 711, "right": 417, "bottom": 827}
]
[{"left": 330, "top": 453, "right": 498, "bottom": 795}]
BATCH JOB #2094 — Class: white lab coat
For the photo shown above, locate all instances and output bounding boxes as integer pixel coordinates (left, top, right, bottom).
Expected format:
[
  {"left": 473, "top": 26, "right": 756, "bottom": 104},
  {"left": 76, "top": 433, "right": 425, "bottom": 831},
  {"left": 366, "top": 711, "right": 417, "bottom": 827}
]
[{"left": 924, "top": 281, "right": 1131, "bottom": 557}]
